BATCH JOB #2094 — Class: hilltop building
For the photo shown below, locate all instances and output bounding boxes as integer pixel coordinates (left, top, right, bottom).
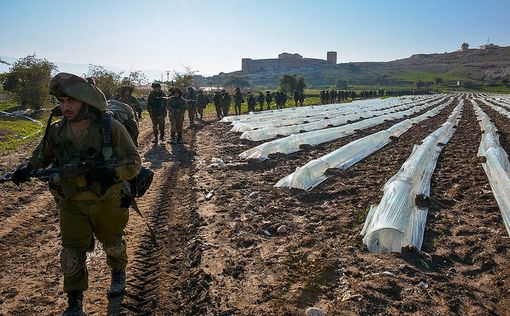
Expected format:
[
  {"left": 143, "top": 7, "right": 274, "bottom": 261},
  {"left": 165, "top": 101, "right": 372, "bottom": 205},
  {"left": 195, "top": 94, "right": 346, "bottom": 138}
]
[{"left": 242, "top": 52, "right": 337, "bottom": 73}]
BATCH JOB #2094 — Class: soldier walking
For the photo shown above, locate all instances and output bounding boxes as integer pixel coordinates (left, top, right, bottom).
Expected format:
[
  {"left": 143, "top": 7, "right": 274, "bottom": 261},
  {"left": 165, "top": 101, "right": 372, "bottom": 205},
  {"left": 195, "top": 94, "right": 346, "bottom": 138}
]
[
  {"left": 118, "top": 86, "right": 142, "bottom": 120},
  {"left": 184, "top": 86, "right": 197, "bottom": 127},
  {"left": 10, "top": 73, "right": 141, "bottom": 316},
  {"left": 293, "top": 90, "right": 300, "bottom": 107},
  {"left": 247, "top": 92, "right": 256, "bottom": 112},
  {"left": 233, "top": 87, "right": 244, "bottom": 115},
  {"left": 146, "top": 83, "right": 167, "bottom": 143},
  {"left": 167, "top": 87, "right": 187, "bottom": 144},
  {"left": 196, "top": 89, "right": 210, "bottom": 120},
  {"left": 257, "top": 92, "right": 265, "bottom": 111},
  {"left": 265, "top": 91, "right": 272, "bottom": 110},
  {"left": 212, "top": 91, "right": 223, "bottom": 119},
  {"left": 220, "top": 89, "right": 231, "bottom": 117}
]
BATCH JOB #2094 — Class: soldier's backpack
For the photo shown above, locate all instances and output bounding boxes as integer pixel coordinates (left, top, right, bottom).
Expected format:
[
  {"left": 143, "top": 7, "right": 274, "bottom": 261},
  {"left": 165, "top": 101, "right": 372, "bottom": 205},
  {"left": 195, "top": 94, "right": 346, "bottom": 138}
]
[{"left": 106, "top": 99, "right": 139, "bottom": 146}]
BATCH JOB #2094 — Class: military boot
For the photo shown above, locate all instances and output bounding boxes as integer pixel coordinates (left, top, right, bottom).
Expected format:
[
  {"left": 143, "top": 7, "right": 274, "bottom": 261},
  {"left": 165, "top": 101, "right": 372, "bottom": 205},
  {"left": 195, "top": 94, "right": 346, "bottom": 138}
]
[
  {"left": 62, "top": 290, "right": 85, "bottom": 316},
  {"left": 109, "top": 269, "right": 126, "bottom": 295}
]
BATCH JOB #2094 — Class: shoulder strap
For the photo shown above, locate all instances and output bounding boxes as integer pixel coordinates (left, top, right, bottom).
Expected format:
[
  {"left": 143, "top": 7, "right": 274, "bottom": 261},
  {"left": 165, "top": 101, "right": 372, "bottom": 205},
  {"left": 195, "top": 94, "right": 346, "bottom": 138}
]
[{"left": 101, "top": 112, "right": 113, "bottom": 162}]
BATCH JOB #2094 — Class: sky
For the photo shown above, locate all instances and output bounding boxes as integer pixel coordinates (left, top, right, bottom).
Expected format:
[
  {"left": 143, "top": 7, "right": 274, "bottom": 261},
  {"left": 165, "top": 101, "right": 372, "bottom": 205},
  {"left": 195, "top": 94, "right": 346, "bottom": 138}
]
[{"left": 1, "top": 0, "right": 510, "bottom": 78}]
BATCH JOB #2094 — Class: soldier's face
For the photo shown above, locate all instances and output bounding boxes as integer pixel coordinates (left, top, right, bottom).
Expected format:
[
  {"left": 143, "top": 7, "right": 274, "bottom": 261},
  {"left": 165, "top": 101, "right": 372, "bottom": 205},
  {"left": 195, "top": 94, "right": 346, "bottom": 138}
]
[{"left": 59, "top": 96, "right": 84, "bottom": 121}]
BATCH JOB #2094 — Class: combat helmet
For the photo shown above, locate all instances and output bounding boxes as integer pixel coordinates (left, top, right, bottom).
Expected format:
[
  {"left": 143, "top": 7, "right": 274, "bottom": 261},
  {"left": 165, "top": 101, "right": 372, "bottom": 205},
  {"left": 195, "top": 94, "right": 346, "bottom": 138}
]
[
  {"left": 50, "top": 72, "right": 107, "bottom": 112},
  {"left": 151, "top": 82, "right": 161, "bottom": 89}
]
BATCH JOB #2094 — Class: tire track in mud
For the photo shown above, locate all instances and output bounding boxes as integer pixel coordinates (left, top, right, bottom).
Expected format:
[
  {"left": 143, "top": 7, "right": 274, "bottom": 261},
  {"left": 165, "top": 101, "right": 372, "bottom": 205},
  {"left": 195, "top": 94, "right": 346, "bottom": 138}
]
[{"left": 122, "top": 124, "right": 211, "bottom": 315}]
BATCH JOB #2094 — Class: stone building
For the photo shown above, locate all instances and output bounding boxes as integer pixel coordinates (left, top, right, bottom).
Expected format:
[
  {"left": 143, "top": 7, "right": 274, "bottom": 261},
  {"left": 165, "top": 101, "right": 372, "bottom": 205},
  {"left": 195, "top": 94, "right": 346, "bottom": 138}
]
[{"left": 242, "top": 52, "right": 337, "bottom": 73}]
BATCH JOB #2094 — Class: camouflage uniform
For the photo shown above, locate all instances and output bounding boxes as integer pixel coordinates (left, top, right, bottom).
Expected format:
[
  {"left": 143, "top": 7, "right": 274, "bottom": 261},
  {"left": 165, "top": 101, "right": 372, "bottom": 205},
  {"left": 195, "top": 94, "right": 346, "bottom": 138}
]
[
  {"left": 13, "top": 73, "right": 142, "bottom": 315},
  {"left": 265, "top": 91, "right": 272, "bottom": 110},
  {"left": 147, "top": 84, "right": 167, "bottom": 142},
  {"left": 212, "top": 91, "right": 223, "bottom": 119},
  {"left": 118, "top": 87, "right": 142, "bottom": 121},
  {"left": 233, "top": 88, "right": 244, "bottom": 115},
  {"left": 196, "top": 90, "right": 210, "bottom": 120},
  {"left": 257, "top": 92, "right": 265, "bottom": 111},
  {"left": 221, "top": 90, "right": 231, "bottom": 117},
  {"left": 185, "top": 87, "right": 197, "bottom": 125},
  {"left": 167, "top": 89, "right": 187, "bottom": 143},
  {"left": 247, "top": 93, "right": 256, "bottom": 112}
]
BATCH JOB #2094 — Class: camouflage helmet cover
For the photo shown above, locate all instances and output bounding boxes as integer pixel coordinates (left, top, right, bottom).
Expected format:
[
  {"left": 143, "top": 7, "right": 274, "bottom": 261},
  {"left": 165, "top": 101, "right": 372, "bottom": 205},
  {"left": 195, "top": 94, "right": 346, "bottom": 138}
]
[{"left": 50, "top": 72, "right": 107, "bottom": 112}]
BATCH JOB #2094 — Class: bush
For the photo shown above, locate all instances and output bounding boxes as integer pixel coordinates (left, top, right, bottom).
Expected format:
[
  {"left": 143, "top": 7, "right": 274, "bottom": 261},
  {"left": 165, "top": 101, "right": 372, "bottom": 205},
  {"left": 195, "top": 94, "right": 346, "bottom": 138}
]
[{"left": 8, "top": 54, "right": 57, "bottom": 110}]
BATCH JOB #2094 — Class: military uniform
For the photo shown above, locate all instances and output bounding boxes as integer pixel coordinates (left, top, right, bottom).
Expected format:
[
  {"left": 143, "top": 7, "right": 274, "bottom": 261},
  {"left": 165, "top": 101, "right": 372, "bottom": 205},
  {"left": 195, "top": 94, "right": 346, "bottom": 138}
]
[
  {"left": 118, "top": 87, "right": 142, "bottom": 121},
  {"left": 247, "top": 93, "right": 256, "bottom": 112},
  {"left": 221, "top": 90, "right": 231, "bottom": 117},
  {"left": 212, "top": 91, "right": 223, "bottom": 119},
  {"left": 196, "top": 90, "right": 210, "bottom": 120},
  {"left": 233, "top": 89, "right": 244, "bottom": 115},
  {"left": 257, "top": 92, "right": 265, "bottom": 111},
  {"left": 185, "top": 87, "right": 197, "bottom": 125},
  {"left": 265, "top": 91, "right": 272, "bottom": 110},
  {"left": 167, "top": 89, "right": 187, "bottom": 143},
  {"left": 147, "top": 84, "right": 167, "bottom": 142},
  {"left": 13, "top": 73, "right": 142, "bottom": 315}
]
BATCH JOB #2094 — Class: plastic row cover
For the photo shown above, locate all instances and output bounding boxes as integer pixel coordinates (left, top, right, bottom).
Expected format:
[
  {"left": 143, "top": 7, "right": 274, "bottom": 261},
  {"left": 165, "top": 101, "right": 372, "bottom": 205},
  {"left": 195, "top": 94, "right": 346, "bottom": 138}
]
[
  {"left": 240, "top": 97, "right": 447, "bottom": 141},
  {"left": 221, "top": 95, "right": 429, "bottom": 124},
  {"left": 275, "top": 99, "right": 455, "bottom": 190},
  {"left": 473, "top": 101, "right": 510, "bottom": 236},
  {"left": 360, "top": 101, "right": 463, "bottom": 253},
  {"left": 239, "top": 97, "right": 452, "bottom": 161},
  {"left": 230, "top": 96, "right": 439, "bottom": 133}
]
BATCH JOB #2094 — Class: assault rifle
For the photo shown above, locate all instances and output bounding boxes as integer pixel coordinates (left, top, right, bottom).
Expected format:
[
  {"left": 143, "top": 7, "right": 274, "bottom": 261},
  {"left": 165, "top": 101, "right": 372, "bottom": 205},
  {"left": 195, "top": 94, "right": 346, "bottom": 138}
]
[{"left": 0, "top": 159, "right": 134, "bottom": 184}]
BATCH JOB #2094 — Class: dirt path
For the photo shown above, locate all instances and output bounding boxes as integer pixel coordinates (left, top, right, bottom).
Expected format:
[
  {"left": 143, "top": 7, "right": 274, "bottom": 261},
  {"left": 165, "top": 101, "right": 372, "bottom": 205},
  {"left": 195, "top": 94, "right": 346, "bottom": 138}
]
[{"left": 2, "top": 95, "right": 510, "bottom": 315}]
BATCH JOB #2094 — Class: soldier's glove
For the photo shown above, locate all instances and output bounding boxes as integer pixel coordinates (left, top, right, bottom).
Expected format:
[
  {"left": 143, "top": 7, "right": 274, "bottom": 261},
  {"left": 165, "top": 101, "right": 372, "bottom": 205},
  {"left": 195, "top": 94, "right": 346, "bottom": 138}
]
[
  {"left": 11, "top": 163, "right": 33, "bottom": 185},
  {"left": 86, "top": 167, "right": 118, "bottom": 188}
]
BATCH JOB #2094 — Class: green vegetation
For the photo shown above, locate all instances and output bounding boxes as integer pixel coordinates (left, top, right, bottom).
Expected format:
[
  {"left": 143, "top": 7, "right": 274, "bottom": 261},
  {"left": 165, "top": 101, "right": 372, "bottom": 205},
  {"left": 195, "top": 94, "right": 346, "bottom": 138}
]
[
  {"left": 395, "top": 70, "right": 467, "bottom": 82},
  {"left": 0, "top": 115, "right": 44, "bottom": 154}
]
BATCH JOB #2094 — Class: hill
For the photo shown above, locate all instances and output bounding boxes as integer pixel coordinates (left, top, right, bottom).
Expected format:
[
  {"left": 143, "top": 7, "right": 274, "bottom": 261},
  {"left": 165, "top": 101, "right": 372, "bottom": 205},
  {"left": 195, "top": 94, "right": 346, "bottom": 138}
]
[{"left": 201, "top": 46, "right": 510, "bottom": 90}]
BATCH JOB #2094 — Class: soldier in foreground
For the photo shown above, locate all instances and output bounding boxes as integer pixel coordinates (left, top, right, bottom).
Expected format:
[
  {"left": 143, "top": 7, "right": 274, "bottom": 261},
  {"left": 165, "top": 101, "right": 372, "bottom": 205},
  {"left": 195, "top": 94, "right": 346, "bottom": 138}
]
[
  {"left": 167, "top": 87, "right": 187, "bottom": 144},
  {"left": 146, "top": 83, "right": 167, "bottom": 143},
  {"left": 10, "top": 73, "right": 141, "bottom": 315},
  {"left": 118, "top": 86, "right": 142, "bottom": 120}
]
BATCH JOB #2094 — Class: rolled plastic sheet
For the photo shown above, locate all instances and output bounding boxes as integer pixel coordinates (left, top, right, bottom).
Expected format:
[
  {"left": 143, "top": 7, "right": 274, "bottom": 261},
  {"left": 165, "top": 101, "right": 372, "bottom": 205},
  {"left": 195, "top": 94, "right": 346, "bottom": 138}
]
[
  {"left": 275, "top": 99, "right": 455, "bottom": 190},
  {"left": 360, "top": 102, "right": 463, "bottom": 253},
  {"left": 239, "top": 96, "right": 451, "bottom": 161},
  {"left": 473, "top": 101, "right": 510, "bottom": 235}
]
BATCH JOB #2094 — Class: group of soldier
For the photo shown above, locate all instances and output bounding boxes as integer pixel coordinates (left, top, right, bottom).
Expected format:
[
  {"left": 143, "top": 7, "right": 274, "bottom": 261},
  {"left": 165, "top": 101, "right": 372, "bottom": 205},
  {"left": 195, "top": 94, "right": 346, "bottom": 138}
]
[{"left": 319, "top": 89, "right": 386, "bottom": 104}]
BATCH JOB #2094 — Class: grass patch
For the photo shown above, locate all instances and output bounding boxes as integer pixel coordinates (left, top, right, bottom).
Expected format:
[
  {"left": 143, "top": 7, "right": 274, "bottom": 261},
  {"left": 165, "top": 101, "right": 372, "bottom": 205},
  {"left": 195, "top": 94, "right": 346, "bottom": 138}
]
[
  {"left": 0, "top": 114, "right": 45, "bottom": 155},
  {"left": 0, "top": 100, "right": 20, "bottom": 112}
]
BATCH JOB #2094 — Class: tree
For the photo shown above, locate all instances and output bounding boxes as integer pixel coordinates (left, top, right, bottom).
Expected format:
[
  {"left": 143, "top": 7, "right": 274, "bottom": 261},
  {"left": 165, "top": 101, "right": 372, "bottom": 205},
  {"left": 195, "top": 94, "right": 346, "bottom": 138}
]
[
  {"left": 461, "top": 42, "right": 469, "bottom": 51},
  {"left": 223, "top": 75, "right": 250, "bottom": 88},
  {"left": 279, "top": 74, "right": 298, "bottom": 93},
  {"left": 172, "top": 66, "right": 197, "bottom": 90},
  {"left": 121, "top": 70, "right": 148, "bottom": 86},
  {"left": 9, "top": 54, "right": 57, "bottom": 109},
  {"left": 296, "top": 76, "right": 306, "bottom": 93},
  {"left": 85, "top": 64, "right": 122, "bottom": 99},
  {"left": 336, "top": 78, "right": 348, "bottom": 89}
]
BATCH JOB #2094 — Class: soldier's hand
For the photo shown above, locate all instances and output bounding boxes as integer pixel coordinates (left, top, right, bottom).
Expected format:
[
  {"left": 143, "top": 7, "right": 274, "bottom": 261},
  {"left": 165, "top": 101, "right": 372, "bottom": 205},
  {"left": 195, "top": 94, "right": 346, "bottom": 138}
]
[{"left": 11, "top": 163, "right": 33, "bottom": 185}]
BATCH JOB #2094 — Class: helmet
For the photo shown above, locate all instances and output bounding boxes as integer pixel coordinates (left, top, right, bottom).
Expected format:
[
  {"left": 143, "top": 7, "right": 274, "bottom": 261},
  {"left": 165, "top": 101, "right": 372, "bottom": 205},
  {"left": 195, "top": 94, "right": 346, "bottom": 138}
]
[
  {"left": 50, "top": 72, "right": 107, "bottom": 112},
  {"left": 120, "top": 86, "right": 134, "bottom": 93},
  {"left": 151, "top": 82, "right": 161, "bottom": 89}
]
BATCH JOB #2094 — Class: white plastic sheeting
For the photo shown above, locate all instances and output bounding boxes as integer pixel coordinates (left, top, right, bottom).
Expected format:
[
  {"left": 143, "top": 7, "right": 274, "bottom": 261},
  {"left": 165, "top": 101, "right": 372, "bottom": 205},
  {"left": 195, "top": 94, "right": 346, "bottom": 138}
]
[
  {"left": 473, "top": 101, "right": 510, "bottom": 236},
  {"left": 275, "top": 99, "right": 454, "bottom": 190},
  {"left": 360, "top": 102, "right": 463, "bottom": 253},
  {"left": 239, "top": 96, "right": 452, "bottom": 161},
  {"left": 240, "top": 97, "right": 445, "bottom": 141},
  {"left": 230, "top": 96, "right": 438, "bottom": 133}
]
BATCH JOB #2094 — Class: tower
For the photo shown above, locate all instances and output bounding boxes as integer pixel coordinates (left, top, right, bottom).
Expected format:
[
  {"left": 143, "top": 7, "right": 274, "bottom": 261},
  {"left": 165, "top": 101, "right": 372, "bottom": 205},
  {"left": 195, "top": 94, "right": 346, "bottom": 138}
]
[{"left": 327, "top": 51, "right": 337, "bottom": 65}]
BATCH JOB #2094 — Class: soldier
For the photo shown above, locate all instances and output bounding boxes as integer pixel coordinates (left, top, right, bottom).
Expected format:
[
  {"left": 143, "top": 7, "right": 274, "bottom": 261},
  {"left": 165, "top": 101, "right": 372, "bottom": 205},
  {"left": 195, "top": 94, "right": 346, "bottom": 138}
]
[
  {"left": 167, "top": 87, "right": 187, "bottom": 144},
  {"left": 10, "top": 73, "right": 141, "bottom": 316},
  {"left": 247, "top": 92, "right": 256, "bottom": 112},
  {"left": 212, "top": 91, "right": 223, "bottom": 119},
  {"left": 196, "top": 89, "right": 210, "bottom": 120},
  {"left": 293, "top": 90, "right": 300, "bottom": 107},
  {"left": 299, "top": 90, "right": 305, "bottom": 107},
  {"left": 233, "top": 87, "right": 244, "bottom": 115},
  {"left": 257, "top": 92, "right": 265, "bottom": 111},
  {"left": 220, "top": 89, "right": 231, "bottom": 117},
  {"left": 265, "top": 91, "right": 272, "bottom": 110},
  {"left": 118, "top": 86, "right": 143, "bottom": 120},
  {"left": 184, "top": 86, "right": 197, "bottom": 127},
  {"left": 146, "top": 83, "right": 167, "bottom": 143}
]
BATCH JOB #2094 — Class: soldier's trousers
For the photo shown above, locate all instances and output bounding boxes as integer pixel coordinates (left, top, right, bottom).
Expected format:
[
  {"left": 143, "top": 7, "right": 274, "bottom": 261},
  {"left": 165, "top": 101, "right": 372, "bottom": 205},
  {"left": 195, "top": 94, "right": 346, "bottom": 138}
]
[
  {"left": 188, "top": 105, "right": 197, "bottom": 123},
  {"left": 234, "top": 102, "right": 242, "bottom": 115},
  {"left": 149, "top": 112, "right": 166, "bottom": 138},
  {"left": 59, "top": 196, "right": 129, "bottom": 292},
  {"left": 170, "top": 109, "right": 185, "bottom": 138},
  {"left": 214, "top": 104, "right": 222, "bottom": 118},
  {"left": 222, "top": 104, "right": 230, "bottom": 117},
  {"left": 197, "top": 105, "right": 205, "bottom": 119}
]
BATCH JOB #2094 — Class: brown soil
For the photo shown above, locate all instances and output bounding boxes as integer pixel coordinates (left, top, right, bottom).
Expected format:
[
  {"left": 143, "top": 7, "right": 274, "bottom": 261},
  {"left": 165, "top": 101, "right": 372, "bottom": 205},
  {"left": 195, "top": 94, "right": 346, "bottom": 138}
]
[{"left": 1, "top": 95, "right": 510, "bottom": 315}]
